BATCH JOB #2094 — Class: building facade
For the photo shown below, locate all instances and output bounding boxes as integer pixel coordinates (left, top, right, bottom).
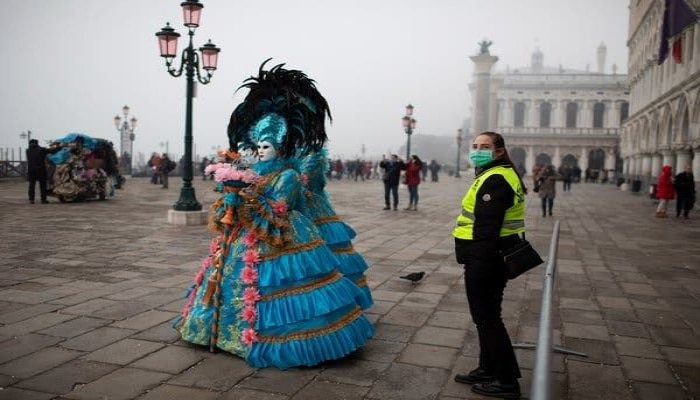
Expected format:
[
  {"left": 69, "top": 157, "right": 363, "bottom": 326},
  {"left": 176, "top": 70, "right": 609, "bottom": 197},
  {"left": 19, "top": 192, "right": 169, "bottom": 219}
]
[
  {"left": 621, "top": 0, "right": 700, "bottom": 190},
  {"left": 469, "top": 46, "right": 629, "bottom": 180}
]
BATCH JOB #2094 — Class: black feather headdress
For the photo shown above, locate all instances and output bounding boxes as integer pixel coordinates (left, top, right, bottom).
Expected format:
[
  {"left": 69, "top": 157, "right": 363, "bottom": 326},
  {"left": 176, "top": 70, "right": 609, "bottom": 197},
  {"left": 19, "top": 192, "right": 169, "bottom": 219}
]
[{"left": 227, "top": 59, "right": 332, "bottom": 158}]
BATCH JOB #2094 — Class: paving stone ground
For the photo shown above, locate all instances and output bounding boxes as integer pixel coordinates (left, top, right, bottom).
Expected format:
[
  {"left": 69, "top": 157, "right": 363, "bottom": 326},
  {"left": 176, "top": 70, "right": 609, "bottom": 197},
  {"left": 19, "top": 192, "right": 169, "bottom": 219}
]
[{"left": 0, "top": 174, "right": 699, "bottom": 400}]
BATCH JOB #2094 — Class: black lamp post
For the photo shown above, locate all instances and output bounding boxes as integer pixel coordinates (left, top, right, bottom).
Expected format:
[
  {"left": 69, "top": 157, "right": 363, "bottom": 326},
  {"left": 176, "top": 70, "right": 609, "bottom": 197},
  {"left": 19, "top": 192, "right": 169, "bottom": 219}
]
[
  {"left": 402, "top": 104, "right": 416, "bottom": 161},
  {"left": 155, "top": 0, "right": 221, "bottom": 212},
  {"left": 113, "top": 105, "right": 137, "bottom": 175},
  {"left": 455, "top": 128, "right": 463, "bottom": 178}
]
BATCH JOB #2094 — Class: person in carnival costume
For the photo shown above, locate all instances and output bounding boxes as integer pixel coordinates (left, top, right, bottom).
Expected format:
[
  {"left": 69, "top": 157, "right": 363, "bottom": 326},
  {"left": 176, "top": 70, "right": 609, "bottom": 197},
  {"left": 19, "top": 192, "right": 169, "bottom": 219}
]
[{"left": 176, "top": 60, "right": 374, "bottom": 369}]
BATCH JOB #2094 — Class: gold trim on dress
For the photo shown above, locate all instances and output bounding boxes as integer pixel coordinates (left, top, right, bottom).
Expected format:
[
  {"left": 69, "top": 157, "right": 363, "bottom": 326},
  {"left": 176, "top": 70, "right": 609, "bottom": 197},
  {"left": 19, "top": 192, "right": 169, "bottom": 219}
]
[
  {"left": 313, "top": 215, "right": 341, "bottom": 224},
  {"left": 260, "top": 272, "right": 343, "bottom": 301},
  {"left": 258, "top": 307, "right": 363, "bottom": 343},
  {"left": 259, "top": 238, "right": 325, "bottom": 261}
]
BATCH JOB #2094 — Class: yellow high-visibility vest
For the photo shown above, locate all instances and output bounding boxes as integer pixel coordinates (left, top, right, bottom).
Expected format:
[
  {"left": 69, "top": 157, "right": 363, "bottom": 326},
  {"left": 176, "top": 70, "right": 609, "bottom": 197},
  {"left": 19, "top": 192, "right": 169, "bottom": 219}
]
[{"left": 453, "top": 165, "right": 526, "bottom": 240}]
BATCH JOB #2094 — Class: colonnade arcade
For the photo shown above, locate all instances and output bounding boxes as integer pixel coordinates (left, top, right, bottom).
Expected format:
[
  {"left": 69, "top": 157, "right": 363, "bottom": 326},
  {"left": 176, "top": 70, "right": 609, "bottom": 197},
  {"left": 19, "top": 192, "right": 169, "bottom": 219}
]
[
  {"left": 621, "top": 89, "right": 700, "bottom": 185},
  {"left": 506, "top": 140, "right": 618, "bottom": 177}
]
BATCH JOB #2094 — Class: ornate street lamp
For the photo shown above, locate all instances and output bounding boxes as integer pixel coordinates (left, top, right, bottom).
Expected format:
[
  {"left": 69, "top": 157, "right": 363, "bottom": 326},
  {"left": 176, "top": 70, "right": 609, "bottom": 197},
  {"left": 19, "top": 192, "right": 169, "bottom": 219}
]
[
  {"left": 402, "top": 104, "right": 416, "bottom": 160},
  {"left": 19, "top": 130, "right": 32, "bottom": 144},
  {"left": 455, "top": 128, "right": 463, "bottom": 178},
  {"left": 113, "top": 105, "right": 137, "bottom": 175},
  {"left": 155, "top": 0, "right": 221, "bottom": 212}
]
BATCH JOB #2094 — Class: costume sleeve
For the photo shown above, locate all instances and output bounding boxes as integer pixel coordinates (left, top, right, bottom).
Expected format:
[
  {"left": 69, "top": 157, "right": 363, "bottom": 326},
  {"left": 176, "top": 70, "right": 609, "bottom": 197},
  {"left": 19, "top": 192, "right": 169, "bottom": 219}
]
[{"left": 472, "top": 174, "right": 515, "bottom": 245}]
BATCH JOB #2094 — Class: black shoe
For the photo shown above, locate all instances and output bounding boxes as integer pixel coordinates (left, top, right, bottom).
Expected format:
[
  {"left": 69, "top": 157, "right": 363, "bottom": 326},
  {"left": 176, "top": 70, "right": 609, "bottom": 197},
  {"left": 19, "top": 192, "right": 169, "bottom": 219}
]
[
  {"left": 41, "top": 199, "right": 49, "bottom": 204},
  {"left": 393, "top": 206, "right": 398, "bottom": 210},
  {"left": 29, "top": 200, "right": 35, "bottom": 204},
  {"left": 454, "top": 368, "right": 493, "bottom": 384},
  {"left": 471, "top": 380, "right": 520, "bottom": 399},
  {"left": 383, "top": 206, "right": 390, "bottom": 210}
]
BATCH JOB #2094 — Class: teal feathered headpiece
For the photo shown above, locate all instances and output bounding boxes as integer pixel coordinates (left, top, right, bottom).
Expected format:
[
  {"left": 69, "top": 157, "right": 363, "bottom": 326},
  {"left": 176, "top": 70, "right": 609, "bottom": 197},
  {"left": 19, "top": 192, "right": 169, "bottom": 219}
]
[{"left": 227, "top": 59, "right": 331, "bottom": 158}]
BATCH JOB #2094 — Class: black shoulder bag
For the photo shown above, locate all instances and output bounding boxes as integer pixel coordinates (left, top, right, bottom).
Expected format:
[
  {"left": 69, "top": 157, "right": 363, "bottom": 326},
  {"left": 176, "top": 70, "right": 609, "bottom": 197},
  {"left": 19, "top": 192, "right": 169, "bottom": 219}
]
[{"left": 501, "top": 234, "right": 544, "bottom": 280}]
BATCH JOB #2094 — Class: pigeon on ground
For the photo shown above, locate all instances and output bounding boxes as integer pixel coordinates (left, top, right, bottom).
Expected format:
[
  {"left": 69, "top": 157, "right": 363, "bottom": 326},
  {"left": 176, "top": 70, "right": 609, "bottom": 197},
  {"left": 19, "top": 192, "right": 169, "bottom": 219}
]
[{"left": 399, "top": 271, "right": 425, "bottom": 284}]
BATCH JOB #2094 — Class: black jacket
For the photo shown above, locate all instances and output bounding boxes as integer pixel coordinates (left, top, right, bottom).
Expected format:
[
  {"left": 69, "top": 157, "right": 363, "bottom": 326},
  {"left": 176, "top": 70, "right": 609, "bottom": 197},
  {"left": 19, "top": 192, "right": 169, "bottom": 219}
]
[
  {"left": 379, "top": 159, "right": 405, "bottom": 185},
  {"left": 26, "top": 144, "right": 49, "bottom": 178}
]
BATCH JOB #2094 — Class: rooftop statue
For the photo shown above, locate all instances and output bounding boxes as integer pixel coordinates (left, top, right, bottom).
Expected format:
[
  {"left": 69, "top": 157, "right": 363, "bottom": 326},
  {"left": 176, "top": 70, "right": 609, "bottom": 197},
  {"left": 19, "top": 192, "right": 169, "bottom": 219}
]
[{"left": 478, "top": 40, "right": 492, "bottom": 55}]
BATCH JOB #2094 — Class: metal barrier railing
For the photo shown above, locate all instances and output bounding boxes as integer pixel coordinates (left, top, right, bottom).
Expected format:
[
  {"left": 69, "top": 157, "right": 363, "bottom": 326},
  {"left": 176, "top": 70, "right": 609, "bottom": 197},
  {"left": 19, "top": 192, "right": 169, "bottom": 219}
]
[{"left": 513, "top": 220, "right": 587, "bottom": 400}]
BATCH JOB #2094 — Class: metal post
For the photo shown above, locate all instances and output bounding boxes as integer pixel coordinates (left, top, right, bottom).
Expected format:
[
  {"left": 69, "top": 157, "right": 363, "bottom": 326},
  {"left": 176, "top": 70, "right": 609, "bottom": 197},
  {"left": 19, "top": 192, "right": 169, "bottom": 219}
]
[
  {"left": 405, "top": 126, "right": 412, "bottom": 161},
  {"left": 512, "top": 221, "right": 587, "bottom": 400},
  {"left": 173, "top": 31, "right": 202, "bottom": 211}
]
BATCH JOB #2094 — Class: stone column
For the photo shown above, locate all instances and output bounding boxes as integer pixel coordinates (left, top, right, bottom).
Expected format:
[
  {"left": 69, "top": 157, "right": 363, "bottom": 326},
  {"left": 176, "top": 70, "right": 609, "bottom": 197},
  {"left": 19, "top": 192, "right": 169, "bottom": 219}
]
[
  {"left": 641, "top": 154, "right": 652, "bottom": 179},
  {"left": 503, "top": 100, "right": 513, "bottom": 127},
  {"left": 470, "top": 52, "right": 499, "bottom": 135},
  {"left": 530, "top": 100, "right": 540, "bottom": 129},
  {"left": 608, "top": 101, "right": 620, "bottom": 128},
  {"left": 651, "top": 153, "right": 663, "bottom": 179},
  {"left": 579, "top": 146, "right": 589, "bottom": 172},
  {"left": 661, "top": 149, "right": 675, "bottom": 170},
  {"left": 623, "top": 156, "right": 630, "bottom": 178},
  {"left": 553, "top": 145, "right": 561, "bottom": 167},
  {"left": 692, "top": 147, "right": 700, "bottom": 185},
  {"left": 675, "top": 148, "right": 692, "bottom": 173},
  {"left": 605, "top": 148, "right": 616, "bottom": 172},
  {"left": 526, "top": 145, "right": 535, "bottom": 176},
  {"left": 497, "top": 100, "right": 505, "bottom": 127},
  {"left": 551, "top": 101, "right": 560, "bottom": 128}
]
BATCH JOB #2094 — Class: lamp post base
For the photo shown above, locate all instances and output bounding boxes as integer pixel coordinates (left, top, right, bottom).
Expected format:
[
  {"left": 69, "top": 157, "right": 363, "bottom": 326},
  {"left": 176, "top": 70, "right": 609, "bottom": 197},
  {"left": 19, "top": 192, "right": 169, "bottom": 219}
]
[
  {"left": 167, "top": 209, "right": 208, "bottom": 225},
  {"left": 173, "top": 186, "right": 202, "bottom": 211}
]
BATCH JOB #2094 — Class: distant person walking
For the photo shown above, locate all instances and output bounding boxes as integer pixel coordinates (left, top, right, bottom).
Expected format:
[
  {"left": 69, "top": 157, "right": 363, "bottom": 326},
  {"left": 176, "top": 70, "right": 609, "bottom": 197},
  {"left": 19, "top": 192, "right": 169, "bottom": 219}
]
[
  {"left": 160, "top": 154, "right": 175, "bottom": 189},
  {"left": 26, "top": 139, "right": 50, "bottom": 204},
  {"left": 404, "top": 155, "right": 422, "bottom": 211},
  {"left": 200, "top": 157, "right": 209, "bottom": 180},
  {"left": 148, "top": 153, "right": 162, "bottom": 185},
  {"left": 674, "top": 164, "right": 696, "bottom": 219},
  {"left": 428, "top": 160, "right": 441, "bottom": 182},
  {"left": 380, "top": 154, "right": 405, "bottom": 210},
  {"left": 561, "top": 165, "right": 573, "bottom": 192},
  {"left": 537, "top": 165, "right": 558, "bottom": 217},
  {"left": 655, "top": 165, "right": 675, "bottom": 218}
]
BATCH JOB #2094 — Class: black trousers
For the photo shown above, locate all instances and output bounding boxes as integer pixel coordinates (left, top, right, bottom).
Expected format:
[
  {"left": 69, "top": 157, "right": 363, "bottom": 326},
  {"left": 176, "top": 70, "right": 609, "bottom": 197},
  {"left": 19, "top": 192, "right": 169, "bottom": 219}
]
[
  {"left": 28, "top": 176, "right": 48, "bottom": 201},
  {"left": 384, "top": 181, "right": 398, "bottom": 207},
  {"left": 462, "top": 245, "right": 521, "bottom": 382},
  {"left": 676, "top": 194, "right": 694, "bottom": 217}
]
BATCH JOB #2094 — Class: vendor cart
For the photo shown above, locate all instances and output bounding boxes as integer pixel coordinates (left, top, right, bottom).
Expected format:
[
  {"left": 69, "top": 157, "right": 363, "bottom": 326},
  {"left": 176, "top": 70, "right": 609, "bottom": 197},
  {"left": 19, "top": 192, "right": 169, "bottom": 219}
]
[{"left": 47, "top": 133, "right": 120, "bottom": 202}]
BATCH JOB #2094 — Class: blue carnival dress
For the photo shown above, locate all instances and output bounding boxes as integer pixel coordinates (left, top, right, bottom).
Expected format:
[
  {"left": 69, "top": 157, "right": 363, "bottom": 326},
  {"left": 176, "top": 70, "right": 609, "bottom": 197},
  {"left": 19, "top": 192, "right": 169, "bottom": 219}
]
[
  {"left": 178, "top": 159, "right": 374, "bottom": 369},
  {"left": 298, "top": 152, "right": 373, "bottom": 309}
]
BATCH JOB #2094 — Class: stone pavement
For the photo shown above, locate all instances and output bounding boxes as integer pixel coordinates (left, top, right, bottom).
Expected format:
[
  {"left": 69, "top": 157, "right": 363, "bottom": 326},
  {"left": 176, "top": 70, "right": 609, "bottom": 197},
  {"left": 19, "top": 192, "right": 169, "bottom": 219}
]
[{"left": 0, "top": 175, "right": 698, "bottom": 400}]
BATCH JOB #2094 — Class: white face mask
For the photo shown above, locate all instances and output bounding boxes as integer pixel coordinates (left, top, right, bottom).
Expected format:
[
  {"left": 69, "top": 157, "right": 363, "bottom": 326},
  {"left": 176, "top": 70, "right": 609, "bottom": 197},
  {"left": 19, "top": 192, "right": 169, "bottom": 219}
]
[{"left": 256, "top": 141, "right": 277, "bottom": 162}]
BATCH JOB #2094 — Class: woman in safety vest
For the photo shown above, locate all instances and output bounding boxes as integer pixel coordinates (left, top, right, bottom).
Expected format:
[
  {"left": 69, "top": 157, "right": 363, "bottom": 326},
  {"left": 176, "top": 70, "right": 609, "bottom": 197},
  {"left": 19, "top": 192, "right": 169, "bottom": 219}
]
[{"left": 452, "top": 131, "right": 528, "bottom": 399}]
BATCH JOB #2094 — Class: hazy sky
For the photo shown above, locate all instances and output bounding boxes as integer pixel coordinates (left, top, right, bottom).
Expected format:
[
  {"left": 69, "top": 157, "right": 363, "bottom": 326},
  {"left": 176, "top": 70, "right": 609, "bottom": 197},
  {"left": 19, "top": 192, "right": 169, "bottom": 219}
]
[{"left": 0, "top": 0, "right": 629, "bottom": 161}]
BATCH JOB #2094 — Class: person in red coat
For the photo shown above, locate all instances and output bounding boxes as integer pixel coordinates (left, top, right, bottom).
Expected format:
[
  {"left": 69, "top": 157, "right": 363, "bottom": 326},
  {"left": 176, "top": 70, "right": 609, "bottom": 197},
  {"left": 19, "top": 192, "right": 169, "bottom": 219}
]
[
  {"left": 655, "top": 165, "right": 675, "bottom": 218},
  {"left": 404, "top": 155, "right": 423, "bottom": 211}
]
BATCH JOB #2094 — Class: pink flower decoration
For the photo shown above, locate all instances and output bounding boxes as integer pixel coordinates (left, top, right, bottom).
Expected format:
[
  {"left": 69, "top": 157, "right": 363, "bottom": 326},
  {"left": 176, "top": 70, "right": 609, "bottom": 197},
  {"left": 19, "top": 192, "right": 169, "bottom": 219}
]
[
  {"left": 243, "top": 287, "right": 261, "bottom": 305},
  {"left": 212, "top": 164, "right": 261, "bottom": 183},
  {"left": 271, "top": 200, "right": 288, "bottom": 216},
  {"left": 209, "top": 240, "right": 220, "bottom": 253},
  {"left": 242, "top": 305, "right": 257, "bottom": 324},
  {"left": 300, "top": 174, "right": 309, "bottom": 186},
  {"left": 242, "top": 249, "right": 261, "bottom": 267},
  {"left": 204, "top": 163, "right": 225, "bottom": 175},
  {"left": 243, "top": 231, "right": 258, "bottom": 247},
  {"left": 242, "top": 328, "right": 258, "bottom": 345},
  {"left": 241, "top": 266, "right": 258, "bottom": 285}
]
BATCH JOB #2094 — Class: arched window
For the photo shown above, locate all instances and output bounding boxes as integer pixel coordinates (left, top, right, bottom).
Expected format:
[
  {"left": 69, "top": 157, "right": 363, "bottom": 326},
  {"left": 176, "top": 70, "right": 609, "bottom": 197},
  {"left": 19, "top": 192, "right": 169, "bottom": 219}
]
[
  {"left": 540, "top": 102, "right": 552, "bottom": 128},
  {"left": 566, "top": 102, "right": 578, "bottom": 128},
  {"left": 593, "top": 102, "right": 605, "bottom": 128},
  {"left": 620, "top": 102, "right": 629, "bottom": 123},
  {"left": 514, "top": 102, "right": 525, "bottom": 127}
]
